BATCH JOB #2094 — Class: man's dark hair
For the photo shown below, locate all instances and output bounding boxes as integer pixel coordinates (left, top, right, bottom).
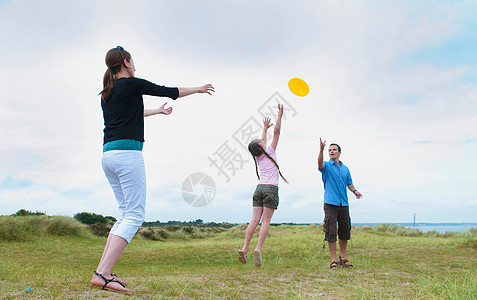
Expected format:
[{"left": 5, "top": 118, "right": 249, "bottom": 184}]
[{"left": 330, "top": 143, "right": 341, "bottom": 152}]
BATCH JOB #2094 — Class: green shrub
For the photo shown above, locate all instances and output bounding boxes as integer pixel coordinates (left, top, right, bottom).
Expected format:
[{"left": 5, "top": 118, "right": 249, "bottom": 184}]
[
  {"left": 12, "top": 209, "right": 45, "bottom": 216},
  {"left": 157, "top": 229, "right": 170, "bottom": 239},
  {"left": 136, "top": 225, "right": 227, "bottom": 241},
  {"left": 139, "top": 228, "right": 163, "bottom": 241},
  {"left": 207, "top": 227, "right": 228, "bottom": 234},
  {"left": 182, "top": 226, "right": 194, "bottom": 234},
  {"left": 73, "top": 212, "right": 110, "bottom": 225},
  {"left": 105, "top": 216, "right": 117, "bottom": 223},
  {"left": 89, "top": 223, "right": 112, "bottom": 237},
  {"left": 164, "top": 225, "right": 181, "bottom": 232}
]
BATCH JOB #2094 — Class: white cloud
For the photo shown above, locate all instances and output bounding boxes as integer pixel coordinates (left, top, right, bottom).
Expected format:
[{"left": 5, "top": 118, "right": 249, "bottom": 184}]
[{"left": 0, "top": 0, "right": 476, "bottom": 223}]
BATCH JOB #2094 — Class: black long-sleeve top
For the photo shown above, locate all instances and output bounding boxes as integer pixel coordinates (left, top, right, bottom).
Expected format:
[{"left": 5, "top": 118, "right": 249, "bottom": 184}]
[{"left": 101, "top": 77, "right": 179, "bottom": 145}]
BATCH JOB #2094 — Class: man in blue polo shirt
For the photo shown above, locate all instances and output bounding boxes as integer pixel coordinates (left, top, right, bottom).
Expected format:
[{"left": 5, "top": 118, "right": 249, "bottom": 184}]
[{"left": 318, "top": 138, "right": 362, "bottom": 269}]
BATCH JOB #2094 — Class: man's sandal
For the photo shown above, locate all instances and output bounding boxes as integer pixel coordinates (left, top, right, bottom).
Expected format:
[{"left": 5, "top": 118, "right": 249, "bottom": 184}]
[
  {"left": 93, "top": 271, "right": 131, "bottom": 294},
  {"left": 330, "top": 262, "right": 339, "bottom": 270},
  {"left": 338, "top": 255, "right": 353, "bottom": 268}
]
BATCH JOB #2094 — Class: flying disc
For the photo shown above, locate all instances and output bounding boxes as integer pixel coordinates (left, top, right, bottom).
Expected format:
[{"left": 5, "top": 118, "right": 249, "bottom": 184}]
[{"left": 288, "top": 78, "right": 309, "bottom": 97}]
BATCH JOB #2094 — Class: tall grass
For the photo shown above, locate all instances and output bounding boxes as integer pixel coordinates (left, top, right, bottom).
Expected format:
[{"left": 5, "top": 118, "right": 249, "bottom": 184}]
[
  {"left": 457, "top": 228, "right": 477, "bottom": 250},
  {"left": 416, "top": 271, "right": 477, "bottom": 299},
  {"left": 1, "top": 218, "right": 476, "bottom": 298},
  {"left": 45, "top": 216, "right": 86, "bottom": 236},
  {"left": 137, "top": 225, "right": 228, "bottom": 241},
  {"left": 355, "top": 223, "right": 473, "bottom": 237},
  {"left": 0, "top": 215, "right": 90, "bottom": 241}
]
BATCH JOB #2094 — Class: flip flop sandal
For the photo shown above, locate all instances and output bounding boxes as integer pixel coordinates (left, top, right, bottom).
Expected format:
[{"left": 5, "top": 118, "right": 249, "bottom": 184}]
[
  {"left": 330, "top": 262, "right": 339, "bottom": 270},
  {"left": 238, "top": 250, "right": 247, "bottom": 264},
  {"left": 93, "top": 271, "right": 131, "bottom": 294},
  {"left": 253, "top": 250, "right": 262, "bottom": 268},
  {"left": 338, "top": 255, "right": 354, "bottom": 268},
  {"left": 111, "top": 272, "right": 127, "bottom": 286}
]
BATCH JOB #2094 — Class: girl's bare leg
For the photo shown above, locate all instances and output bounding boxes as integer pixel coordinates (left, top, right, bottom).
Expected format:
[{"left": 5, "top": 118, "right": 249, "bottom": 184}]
[
  {"left": 242, "top": 206, "right": 263, "bottom": 254},
  {"left": 255, "top": 207, "right": 275, "bottom": 251}
]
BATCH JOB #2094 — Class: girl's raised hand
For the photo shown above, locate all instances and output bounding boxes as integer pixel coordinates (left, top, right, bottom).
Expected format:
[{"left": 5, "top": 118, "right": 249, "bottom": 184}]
[
  {"left": 198, "top": 84, "right": 215, "bottom": 95},
  {"left": 277, "top": 104, "right": 284, "bottom": 117},
  {"left": 263, "top": 117, "right": 273, "bottom": 129},
  {"left": 158, "top": 102, "right": 173, "bottom": 115}
]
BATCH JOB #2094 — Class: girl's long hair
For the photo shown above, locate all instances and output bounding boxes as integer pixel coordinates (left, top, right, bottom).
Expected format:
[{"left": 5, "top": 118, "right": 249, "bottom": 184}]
[
  {"left": 248, "top": 139, "right": 288, "bottom": 183},
  {"left": 99, "top": 46, "right": 132, "bottom": 103}
]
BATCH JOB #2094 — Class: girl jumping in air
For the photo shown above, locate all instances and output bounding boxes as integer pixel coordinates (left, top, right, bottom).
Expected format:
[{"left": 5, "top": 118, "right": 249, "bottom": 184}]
[
  {"left": 238, "top": 104, "right": 288, "bottom": 268},
  {"left": 91, "top": 46, "right": 214, "bottom": 294}
]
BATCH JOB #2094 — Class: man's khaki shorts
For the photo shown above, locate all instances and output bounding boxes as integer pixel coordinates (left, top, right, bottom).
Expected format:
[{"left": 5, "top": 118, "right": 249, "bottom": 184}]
[{"left": 323, "top": 203, "right": 351, "bottom": 242}]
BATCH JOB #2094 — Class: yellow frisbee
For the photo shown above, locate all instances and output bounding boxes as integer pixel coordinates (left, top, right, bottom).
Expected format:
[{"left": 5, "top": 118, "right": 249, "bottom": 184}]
[{"left": 288, "top": 78, "right": 309, "bottom": 97}]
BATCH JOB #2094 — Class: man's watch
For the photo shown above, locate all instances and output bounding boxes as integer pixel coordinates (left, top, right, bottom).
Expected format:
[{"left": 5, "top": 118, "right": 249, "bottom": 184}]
[{"left": 352, "top": 190, "right": 358, "bottom": 194}]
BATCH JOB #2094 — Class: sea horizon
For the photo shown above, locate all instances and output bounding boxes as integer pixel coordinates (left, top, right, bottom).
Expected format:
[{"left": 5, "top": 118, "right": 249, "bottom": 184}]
[
  {"left": 267, "top": 222, "right": 477, "bottom": 233},
  {"left": 353, "top": 222, "right": 477, "bottom": 226},
  {"left": 353, "top": 222, "right": 477, "bottom": 233}
]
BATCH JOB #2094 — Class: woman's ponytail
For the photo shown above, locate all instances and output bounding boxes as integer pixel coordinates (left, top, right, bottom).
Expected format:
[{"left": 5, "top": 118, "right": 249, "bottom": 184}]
[
  {"left": 100, "top": 68, "right": 116, "bottom": 103},
  {"left": 99, "top": 46, "right": 131, "bottom": 103}
]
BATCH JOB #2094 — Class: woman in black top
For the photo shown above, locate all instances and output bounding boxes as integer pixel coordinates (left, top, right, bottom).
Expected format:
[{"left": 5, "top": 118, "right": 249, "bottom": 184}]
[{"left": 91, "top": 46, "right": 214, "bottom": 294}]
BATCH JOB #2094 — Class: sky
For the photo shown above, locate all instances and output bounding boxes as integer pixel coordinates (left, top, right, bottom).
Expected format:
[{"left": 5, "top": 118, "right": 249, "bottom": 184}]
[{"left": 0, "top": 0, "right": 476, "bottom": 224}]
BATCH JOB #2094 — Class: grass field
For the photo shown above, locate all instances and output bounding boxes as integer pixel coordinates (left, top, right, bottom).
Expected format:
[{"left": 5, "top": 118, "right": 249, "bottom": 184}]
[{"left": 0, "top": 216, "right": 476, "bottom": 299}]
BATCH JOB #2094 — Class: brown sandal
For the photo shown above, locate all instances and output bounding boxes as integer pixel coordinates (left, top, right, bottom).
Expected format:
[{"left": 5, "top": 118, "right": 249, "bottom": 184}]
[
  {"left": 338, "top": 255, "right": 353, "bottom": 268},
  {"left": 330, "top": 261, "right": 339, "bottom": 269}
]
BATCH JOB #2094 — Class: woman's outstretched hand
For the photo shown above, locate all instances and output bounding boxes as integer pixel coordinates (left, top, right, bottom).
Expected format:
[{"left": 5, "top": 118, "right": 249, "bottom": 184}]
[
  {"left": 158, "top": 102, "right": 173, "bottom": 115},
  {"left": 178, "top": 84, "right": 215, "bottom": 98},
  {"left": 198, "top": 84, "right": 215, "bottom": 95},
  {"left": 144, "top": 103, "right": 173, "bottom": 117}
]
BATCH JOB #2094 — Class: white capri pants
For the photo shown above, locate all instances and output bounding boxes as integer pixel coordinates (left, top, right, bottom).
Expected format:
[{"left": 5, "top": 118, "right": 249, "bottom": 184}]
[{"left": 102, "top": 150, "right": 146, "bottom": 243}]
